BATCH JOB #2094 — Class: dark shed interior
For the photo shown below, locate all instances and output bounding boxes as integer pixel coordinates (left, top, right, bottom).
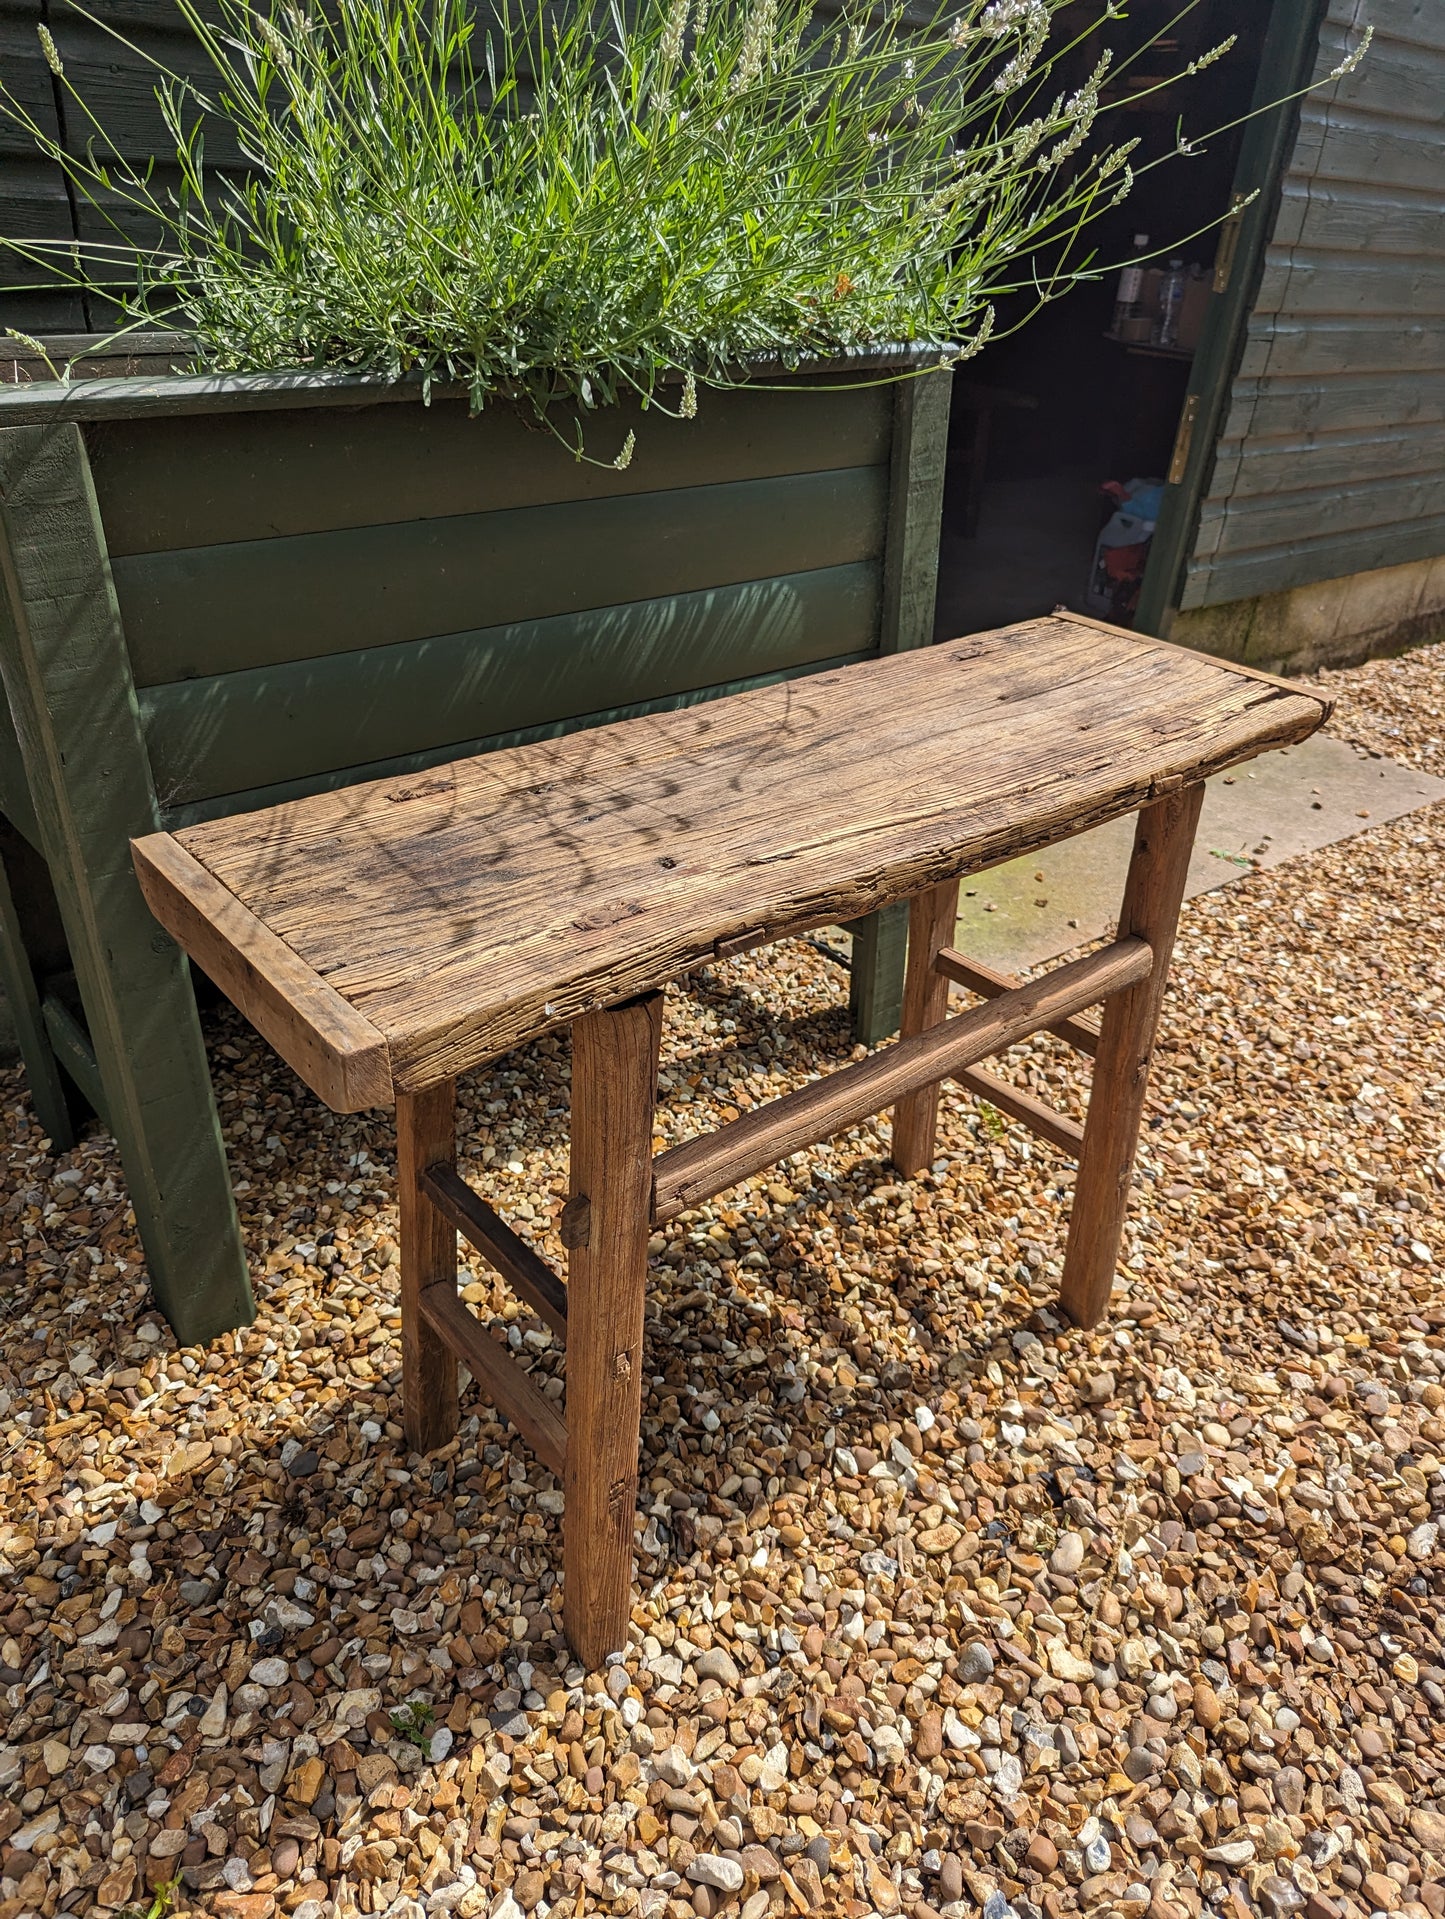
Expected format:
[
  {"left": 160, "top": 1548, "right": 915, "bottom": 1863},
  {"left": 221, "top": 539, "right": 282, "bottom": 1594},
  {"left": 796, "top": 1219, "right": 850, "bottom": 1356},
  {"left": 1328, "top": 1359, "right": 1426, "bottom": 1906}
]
[{"left": 934, "top": 0, "right": 1275, "bottom": 639}]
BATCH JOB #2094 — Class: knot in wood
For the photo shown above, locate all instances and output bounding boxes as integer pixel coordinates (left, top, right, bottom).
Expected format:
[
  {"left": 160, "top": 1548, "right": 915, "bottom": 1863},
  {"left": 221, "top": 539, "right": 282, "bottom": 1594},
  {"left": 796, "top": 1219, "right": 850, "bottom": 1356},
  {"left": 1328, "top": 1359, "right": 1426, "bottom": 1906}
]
[{"left": 560, "top": 1193, "right": 591, "bottom": 1250}]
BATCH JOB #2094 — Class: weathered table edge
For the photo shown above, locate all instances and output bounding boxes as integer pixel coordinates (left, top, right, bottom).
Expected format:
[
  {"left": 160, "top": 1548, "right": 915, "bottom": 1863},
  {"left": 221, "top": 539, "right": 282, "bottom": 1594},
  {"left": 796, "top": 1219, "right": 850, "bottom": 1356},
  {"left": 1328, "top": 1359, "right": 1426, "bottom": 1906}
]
[{"left": 132, "top": 631, "right": 1332, "bottom": 1112}]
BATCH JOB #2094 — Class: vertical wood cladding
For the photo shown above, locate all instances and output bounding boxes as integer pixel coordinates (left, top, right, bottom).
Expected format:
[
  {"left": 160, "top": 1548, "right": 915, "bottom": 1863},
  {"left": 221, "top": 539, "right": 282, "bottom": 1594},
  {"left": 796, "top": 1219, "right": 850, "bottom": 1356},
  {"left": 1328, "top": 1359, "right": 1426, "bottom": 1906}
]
[{"left": 1183, "top": 0, "right": 1445, "bottom": 607}]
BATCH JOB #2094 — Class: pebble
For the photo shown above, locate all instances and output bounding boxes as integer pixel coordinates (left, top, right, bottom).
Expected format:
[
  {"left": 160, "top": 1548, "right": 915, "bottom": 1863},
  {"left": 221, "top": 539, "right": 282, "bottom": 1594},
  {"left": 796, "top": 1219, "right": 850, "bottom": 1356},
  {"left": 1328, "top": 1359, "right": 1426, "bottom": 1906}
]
[
  {"left": 1193, "top": 1681, "right": 1223, "bottom": 1730},
  {"left": 959, "top": 1639, "right": 996, "bottom": 1683},
  {"left": 654, "top": 1744, "right": 695, "bottom": 1787},
  {"left": 1207, "top": 1840, "right": 1257, "bottom": 1866},
  {"left": 694, "top": 1646, "right": 740, "bottom": 1687},
  {"left": 1260, "top": 1877, "right": 1307, "bottom": 1917},
  {"left": 2, "top": 653, "right": 1445, "bottom": 1919},
  {"left": 1025, "top": 1835, "right": 1059, "bottom": 1873},
  {"left": 1275, "top": 1766, "right": 1307, "bottom": 1816},
  {"left": 1049, "top": 1529, "right": 1086, "bottom": 1573},
  {"left": 688, "top": 1856, "right": 745, "bottom": 1894}
]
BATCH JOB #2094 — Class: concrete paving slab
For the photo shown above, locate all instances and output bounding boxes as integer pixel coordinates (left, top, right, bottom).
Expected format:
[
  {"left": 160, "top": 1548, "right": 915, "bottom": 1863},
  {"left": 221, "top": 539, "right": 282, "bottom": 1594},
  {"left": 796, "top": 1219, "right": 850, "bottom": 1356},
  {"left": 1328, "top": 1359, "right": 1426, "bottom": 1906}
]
[{"left": 952, "top": 731, "right": 1445, "bottom": 974}]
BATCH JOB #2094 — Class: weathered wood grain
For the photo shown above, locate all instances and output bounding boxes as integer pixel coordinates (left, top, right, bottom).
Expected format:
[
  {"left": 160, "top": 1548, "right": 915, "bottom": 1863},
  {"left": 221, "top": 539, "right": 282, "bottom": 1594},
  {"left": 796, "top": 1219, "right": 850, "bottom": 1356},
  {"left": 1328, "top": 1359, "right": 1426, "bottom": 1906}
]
[
  {"left": 0, "top": 14, "right": 85, "bottom": 328},
  {"left": 1059, "top": 785, "right": 1205, "bottom": 1329},
  {"left": 131, "top": 831, "right": 393, "bottom": 1111},
  {"left": 0, "top": 699, "right": 40, "bottom": 848},
  {"left": 1183, "top": 510, "right": 1445, "bottom": 610},
  {"left": 951, "top": 1063, "right": 1084, "bottom": 1157},
  {"left": 1196, "top": 470, "right": 1445, "bottom": 558},
  {"left": 152, "top": 616, "right": 1328, "bottom": 1095},
  {"left": 1252, "top": 253, "right": 1445, "bottom": 323},
  {"left": 0, "top": 349, "right": 939, "bottom": 427},
  {"left": 564, "top": 993, "right": 662, "bottom": 1667},
  {"left": 652, "top": 938, "right": 1153, "bottom": 1224},
  {"left": 398, "top": 1082, "right": 461, "bottom": 1454},
  {"left": 420, "top": 1164, "right": 568, "bottom": 1341},
  {"left": 846, "top": 901, "right": 910, "bottom": 1051},
  {"left": 1216, "top": 422, "right": 1445, "bottom": 502},
  {"left": 1219, "top": 369, "right": 1445, "bottom": 443},
  {"left": 935, "top": 948, "right": 1101, "bottom": 1057},
  {"left": 419, "top": 1281, "right": 567, "bottom": 1476},
  {"left": 889, "top": 878, "right": 959, "bottom": 1177},
  {"left": 162, "top": 646, "right": 874, "bottom": 832},
  {"left": 1172, "top": 0, "right": 1445, "bottom": 614}
]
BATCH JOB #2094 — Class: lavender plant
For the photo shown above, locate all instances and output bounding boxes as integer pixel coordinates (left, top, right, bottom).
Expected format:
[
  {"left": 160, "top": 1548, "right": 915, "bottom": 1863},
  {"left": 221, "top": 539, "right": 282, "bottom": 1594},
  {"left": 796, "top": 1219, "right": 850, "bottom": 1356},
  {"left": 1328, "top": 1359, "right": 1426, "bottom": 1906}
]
[{"left": 3, "top": 0, "right": 1368, "bottom": 439}]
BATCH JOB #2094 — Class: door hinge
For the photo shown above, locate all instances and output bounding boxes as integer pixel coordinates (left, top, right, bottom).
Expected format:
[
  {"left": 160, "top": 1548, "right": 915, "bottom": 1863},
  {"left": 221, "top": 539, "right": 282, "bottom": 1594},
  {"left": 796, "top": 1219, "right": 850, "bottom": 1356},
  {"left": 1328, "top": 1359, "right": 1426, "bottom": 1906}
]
[
  {"left": 1168, "top": 393, "right": 1200, "bottom": 486},
  {"left": 1213, "top": 193, "right": 1250, "bottom": 293}
]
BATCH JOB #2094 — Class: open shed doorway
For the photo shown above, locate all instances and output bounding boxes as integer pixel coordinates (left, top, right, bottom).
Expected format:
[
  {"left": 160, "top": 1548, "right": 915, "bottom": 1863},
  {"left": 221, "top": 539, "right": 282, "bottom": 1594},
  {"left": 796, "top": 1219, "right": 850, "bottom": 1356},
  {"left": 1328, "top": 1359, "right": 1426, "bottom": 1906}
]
[{"left": 934, "top": 0, "right": 1275, "bottom": 639}]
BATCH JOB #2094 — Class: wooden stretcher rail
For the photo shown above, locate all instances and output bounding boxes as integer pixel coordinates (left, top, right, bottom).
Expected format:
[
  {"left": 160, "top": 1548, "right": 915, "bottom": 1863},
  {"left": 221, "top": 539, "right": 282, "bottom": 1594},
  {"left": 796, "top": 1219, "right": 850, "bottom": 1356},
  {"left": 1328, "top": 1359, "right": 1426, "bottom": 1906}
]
[
  {"left": 652, "top": 936, "right": 1150, "bottom": 1222},
  {"left": 421, "top": 1164, "right": 569, "bottom": 1340},
  {"left": 952, "top": 1063, "right": 1084, "bottom": 1156},
  {"left": 935, "top": 948, "right": 1102, "bottom": 1058},
  {"left": 418, "top": 1281, "right": 568, "bottom": 1477}
]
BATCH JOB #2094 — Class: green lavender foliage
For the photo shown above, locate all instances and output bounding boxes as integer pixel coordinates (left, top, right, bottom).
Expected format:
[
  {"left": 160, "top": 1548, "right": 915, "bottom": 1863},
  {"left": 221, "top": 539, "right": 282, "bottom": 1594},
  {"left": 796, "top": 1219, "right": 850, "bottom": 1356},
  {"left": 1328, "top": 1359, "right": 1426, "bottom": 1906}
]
[{"left": 2, "top": 0, "right": 1357, "bottom": 427}]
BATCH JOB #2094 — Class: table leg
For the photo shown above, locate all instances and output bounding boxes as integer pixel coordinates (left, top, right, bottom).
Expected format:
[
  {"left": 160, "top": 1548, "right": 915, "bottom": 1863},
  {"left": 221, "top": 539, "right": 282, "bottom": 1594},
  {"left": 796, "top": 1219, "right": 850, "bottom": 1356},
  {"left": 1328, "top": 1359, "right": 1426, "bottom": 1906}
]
[
  {"left": 890, "top": 878, "right": 961, "bottom": 1177},
  {"left": 564, "top": 992, "right": 663, "bottom": 1668},
  {"left": 1060, "top": 783, "right": 1204, "bottom": 1327},
  {"left": 399, "top": 1079, "right": 460, "bottom": 1453}
]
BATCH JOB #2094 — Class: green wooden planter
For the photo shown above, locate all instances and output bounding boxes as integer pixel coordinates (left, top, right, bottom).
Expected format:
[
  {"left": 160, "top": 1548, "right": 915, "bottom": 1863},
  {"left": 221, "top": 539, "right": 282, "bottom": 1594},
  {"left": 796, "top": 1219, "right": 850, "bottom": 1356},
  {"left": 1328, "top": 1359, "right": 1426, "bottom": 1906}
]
[{"left": 0, "top": 352, "right": 951, "bottom": 1344}]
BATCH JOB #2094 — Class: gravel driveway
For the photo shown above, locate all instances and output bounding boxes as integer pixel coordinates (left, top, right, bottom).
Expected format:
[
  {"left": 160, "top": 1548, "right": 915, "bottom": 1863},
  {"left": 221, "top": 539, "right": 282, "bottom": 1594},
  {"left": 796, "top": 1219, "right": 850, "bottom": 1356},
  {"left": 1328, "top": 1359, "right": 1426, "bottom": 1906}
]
[{"left": 0, "top": 645, "right": 1441, "bottom": 1919}]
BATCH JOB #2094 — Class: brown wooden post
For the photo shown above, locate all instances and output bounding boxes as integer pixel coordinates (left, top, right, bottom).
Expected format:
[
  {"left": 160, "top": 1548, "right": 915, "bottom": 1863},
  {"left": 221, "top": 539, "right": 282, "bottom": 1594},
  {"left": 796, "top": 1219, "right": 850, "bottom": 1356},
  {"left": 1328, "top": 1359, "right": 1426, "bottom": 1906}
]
[
  {"left": 398, "top": 1079, "right": 461, "bottom": 1453},
  {"left": 1059, "top": 783, "right": 1204, "bottom": 1328},
  {"left": 889, "top": 877, "right": 961, "bottom": 1177},
  {"left": 564, "top": 992, "right": 664, "bottom": 1668}
]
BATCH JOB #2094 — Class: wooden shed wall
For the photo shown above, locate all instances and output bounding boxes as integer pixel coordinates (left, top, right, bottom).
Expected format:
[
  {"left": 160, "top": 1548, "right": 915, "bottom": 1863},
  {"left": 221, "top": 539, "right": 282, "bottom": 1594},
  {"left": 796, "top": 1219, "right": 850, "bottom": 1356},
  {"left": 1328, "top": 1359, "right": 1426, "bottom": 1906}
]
[
  {"left": 1, "top": 0, "right": 83, "bottom": 331},
  {"left": 1181, "top": 0, "right": 1445, "bottom": 609},
  {"left": 0, "top": 0, "right": 243, "bottom": 333}
]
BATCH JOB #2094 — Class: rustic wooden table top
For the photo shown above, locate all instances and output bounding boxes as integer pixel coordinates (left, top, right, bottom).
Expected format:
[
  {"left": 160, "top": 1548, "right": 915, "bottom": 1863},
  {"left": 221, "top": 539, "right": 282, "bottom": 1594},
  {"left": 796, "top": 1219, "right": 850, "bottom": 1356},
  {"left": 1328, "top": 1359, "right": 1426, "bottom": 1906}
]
[{"left": 133, "top": 613, "right": 1329, "bottom": 1106}]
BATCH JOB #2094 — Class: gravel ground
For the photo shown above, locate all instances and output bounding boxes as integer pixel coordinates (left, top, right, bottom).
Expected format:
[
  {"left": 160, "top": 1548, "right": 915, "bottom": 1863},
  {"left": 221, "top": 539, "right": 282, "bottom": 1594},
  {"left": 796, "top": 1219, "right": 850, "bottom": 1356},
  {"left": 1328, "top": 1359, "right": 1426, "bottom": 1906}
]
[
  {"left": 2, "top": 650, "right": 1444, "bottom": 1919},
  {"left": 1307, "top": 651, "right": 1445, "bottom": 777}
]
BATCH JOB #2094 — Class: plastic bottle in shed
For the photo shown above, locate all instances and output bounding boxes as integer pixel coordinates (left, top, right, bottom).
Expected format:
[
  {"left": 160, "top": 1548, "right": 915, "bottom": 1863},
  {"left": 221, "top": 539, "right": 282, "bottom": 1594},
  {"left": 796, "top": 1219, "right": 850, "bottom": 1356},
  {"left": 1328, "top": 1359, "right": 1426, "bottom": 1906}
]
[
  {"left": 1110, "top": 233, "right": 1150, "bottom": 334},
  {"left": 1156, "top": 258, "right": 1186, "bottom": 347}
]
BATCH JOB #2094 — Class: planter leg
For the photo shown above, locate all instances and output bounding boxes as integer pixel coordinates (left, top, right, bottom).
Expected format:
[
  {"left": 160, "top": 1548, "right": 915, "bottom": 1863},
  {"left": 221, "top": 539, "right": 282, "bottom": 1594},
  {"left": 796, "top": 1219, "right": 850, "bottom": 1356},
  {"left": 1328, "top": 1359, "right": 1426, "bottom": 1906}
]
[
  {"left": 1060, "top": 784, "right": 1204, "bottom": 1328},
  {"left": 847, "top": 902, "right": 909, "bottom": 1044},
  {"left": 83, "top": 936, "right": 257, "bottom": 1344},
  {"left": 564, "top": 992, "right": 662, "bottom": 1669},
  {"left": 0, "top": 421, "right": 253, "bottom": 1346},
  {"left": 0, "top": 820, "right": 75, "bottom": 1150}
]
